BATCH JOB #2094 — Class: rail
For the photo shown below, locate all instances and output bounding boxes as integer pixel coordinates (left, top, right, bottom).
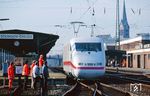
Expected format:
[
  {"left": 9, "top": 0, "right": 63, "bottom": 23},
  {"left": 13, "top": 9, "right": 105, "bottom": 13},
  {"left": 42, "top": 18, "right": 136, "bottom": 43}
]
[
  {"left": 98, "top": 83, "right": 134, "bottom": 96},
  {"left": 106, "top": 67, "right": 150, "bottom": 75},
  {"left": 103, "top": 72, "right": 150, "bottom": 95},
  {"left": 63, "top": 79, "right": 135, "bottom": 96},
  {"left": 63, "top": 82, "right": 81, "bottom": 96}
]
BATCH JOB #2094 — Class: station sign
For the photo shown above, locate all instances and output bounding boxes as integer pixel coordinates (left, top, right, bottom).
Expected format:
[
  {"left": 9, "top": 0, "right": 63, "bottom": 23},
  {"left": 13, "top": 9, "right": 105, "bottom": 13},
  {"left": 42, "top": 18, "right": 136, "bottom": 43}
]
[{"left": 0, "top": 34, "right": 33, "bottom": 39}]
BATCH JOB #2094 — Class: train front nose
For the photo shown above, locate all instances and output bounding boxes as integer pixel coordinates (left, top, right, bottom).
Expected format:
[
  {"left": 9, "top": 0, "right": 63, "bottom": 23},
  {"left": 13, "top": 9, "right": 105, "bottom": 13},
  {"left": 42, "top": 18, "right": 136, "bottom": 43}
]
[
  {"left": 72, "top": 52, "right": 106, "bottom": 79},
  {"left": 74, "top": 69, "right": 105, "bottom": 79}
]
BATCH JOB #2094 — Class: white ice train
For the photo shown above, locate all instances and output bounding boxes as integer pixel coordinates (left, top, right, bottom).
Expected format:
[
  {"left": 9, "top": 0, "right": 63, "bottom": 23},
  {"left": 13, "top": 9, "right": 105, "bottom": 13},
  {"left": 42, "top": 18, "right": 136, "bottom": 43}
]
[{"left": 63, "top": 37, "right": 106, "bottom": 80}]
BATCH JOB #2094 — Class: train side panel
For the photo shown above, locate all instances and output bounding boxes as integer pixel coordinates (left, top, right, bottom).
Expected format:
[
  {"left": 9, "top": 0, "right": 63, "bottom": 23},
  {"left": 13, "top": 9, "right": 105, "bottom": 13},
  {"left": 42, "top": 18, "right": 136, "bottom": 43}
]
[{"left": 63, "top": 43, "right": 72, "bottom": 75}]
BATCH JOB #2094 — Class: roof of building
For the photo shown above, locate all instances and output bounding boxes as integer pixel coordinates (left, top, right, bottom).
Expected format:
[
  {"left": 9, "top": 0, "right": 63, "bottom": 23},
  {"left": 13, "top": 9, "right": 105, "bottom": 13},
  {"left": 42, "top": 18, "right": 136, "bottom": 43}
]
[
  {"left": 0, "top": 29, "right": 59, "bottom": 56},
  {"left": 120, "top": 35, "right": 150, "bottom": 45}
]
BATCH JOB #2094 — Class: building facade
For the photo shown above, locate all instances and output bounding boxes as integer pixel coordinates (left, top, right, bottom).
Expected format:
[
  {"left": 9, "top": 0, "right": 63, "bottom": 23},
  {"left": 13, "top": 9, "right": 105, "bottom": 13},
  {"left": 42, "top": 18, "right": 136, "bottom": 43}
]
[{"left": 120, "top": 33, "right": 150, "bottom": 69}]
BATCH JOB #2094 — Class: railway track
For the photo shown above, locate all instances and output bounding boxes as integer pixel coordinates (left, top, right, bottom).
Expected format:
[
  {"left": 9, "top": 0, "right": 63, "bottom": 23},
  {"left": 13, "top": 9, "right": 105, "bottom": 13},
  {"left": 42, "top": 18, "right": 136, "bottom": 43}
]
[
  {"left": 63, "top": 78, "right": 134, "bottom": 96},
  {"left": 1, "top": 67, "right": 150, "bottom": 96},
  {"left": 63, "top": 81, "right": 102, "bottom": 96},
  {"left": 45, "top": 67, "right": 150, "bottom": 96},
  {"left": 63, "top": 73, "right": 150, "bottom": 96},
  {"left": 102, "top": 73, "right": 150, "bottom": 96},
  {"left": 51, "top": 67, "right": 150, "bottom": 96}
]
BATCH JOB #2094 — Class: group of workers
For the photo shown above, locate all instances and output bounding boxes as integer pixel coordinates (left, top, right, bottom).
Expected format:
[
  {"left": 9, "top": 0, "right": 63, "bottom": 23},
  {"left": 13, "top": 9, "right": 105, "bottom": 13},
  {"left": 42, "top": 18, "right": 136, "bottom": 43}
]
[{"left": 7, "top": 54, "right": 49, "bottom": 91}]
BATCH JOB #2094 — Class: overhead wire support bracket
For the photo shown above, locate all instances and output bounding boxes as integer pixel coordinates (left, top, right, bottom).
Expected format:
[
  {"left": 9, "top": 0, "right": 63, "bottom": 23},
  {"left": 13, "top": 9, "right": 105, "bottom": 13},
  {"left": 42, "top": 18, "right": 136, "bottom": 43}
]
[{"left": 70, "top": 21, "right": 84, "bottom": 37}]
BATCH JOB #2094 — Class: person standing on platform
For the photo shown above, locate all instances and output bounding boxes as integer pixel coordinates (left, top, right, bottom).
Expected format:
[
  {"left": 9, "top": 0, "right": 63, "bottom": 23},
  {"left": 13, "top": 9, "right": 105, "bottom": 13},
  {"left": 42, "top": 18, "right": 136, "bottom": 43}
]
[
  {"left": 7, "top": 62, "right": 14, "bottom": 90},
  {"left": 2, "top": 60, "right": 9, "bottom": 87},
  {"left": 2, "top": 60, "right": 9, "bottom": 76},
  {"left": 41, "top": 61, "right": 49, "bottom": 89},
  {"left": 22, "top": 60, "right": 30, "bottom": 90},
  {"left": 30, "top": 60, "right": 36, "bottom": 88},
  {"left": 38, "top": 54, "right": 44, "bottom": 74},
  {"left": 32, "top": 61, "right": 40, "bottom": 89},
  {"left": 41, "top": 61, "right": 49, "bottom": 96}
]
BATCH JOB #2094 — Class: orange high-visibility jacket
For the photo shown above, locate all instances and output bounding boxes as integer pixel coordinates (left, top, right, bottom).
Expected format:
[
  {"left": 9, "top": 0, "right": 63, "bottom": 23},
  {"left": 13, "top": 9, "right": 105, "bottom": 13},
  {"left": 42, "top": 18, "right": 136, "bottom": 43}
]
[
  {"left": 7, "top": 65, "right": 14, "bottom": 79},
  {"left": 22, "top": 64, "right": 30, "bottom": 76},
  {"left": 39, "top": 58, "right": 44, "bottom": 67}
]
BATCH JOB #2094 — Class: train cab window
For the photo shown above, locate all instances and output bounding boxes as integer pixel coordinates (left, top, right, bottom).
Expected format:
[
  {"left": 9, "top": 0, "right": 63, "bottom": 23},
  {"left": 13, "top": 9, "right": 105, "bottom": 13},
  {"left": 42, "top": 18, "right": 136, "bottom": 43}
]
[{"left": 75, "top": 43, "right": 101, "bottom": 51}]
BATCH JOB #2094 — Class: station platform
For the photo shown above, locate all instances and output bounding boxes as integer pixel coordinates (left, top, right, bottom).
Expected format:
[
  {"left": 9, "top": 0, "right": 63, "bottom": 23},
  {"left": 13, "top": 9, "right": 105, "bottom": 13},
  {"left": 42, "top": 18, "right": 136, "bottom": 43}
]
[
  {"left": 0, "top": 70, "right": 66, "bottom": 80},
  {"left": 49, "top": 73, "right": 66, "bottom": 79},
  {"left": 106, "top": 67, "right": 150, "bottom": 75}
]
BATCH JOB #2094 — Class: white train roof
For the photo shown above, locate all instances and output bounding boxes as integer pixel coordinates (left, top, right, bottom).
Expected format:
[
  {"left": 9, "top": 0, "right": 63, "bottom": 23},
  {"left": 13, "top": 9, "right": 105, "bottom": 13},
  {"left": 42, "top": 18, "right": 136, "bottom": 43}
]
[{"left": 70, "top": 37, "right": 103, "bottom": 44}]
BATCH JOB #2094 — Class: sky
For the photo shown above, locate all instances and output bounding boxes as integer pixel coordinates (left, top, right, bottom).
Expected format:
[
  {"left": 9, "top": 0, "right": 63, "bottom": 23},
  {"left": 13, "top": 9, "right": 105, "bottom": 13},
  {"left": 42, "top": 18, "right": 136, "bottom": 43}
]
[{"left": 0, "top": 0, "right": 150, "bottom": 55}]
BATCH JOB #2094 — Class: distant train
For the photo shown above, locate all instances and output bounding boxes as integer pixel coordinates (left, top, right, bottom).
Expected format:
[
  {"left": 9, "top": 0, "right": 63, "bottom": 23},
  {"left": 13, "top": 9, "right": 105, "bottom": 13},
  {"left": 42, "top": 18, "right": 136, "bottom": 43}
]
[{"left": 63, "top": 37, "right": 106, "bottom": 80}]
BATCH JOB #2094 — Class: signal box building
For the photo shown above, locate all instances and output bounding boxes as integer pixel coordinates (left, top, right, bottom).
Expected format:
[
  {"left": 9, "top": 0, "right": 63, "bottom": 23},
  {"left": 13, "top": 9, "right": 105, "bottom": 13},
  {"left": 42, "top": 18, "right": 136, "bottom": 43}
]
[{"left": 120, "top": 33, "right": 150, "bottom": 69}]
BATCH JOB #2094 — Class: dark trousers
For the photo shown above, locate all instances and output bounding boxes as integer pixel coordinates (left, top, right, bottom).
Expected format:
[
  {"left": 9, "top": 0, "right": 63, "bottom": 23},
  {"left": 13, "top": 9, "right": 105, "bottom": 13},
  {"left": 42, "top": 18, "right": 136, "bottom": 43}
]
[
  {"left": 43, "top": 77, "right": 48, "bottom": 89},
  {"left": 23, "top": 76, "right": 28, "bottom": 90},
  {"left": 41, "top": 77, "right": 48, "bottom": 96},
  {"left": 33, "top": 76, "right": 40, "bottom": 90}
]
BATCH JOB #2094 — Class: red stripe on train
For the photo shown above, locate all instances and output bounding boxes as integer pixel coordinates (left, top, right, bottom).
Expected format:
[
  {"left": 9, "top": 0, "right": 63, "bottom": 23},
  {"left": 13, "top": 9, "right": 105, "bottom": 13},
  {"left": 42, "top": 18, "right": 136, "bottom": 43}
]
[{"left": 63, "top": 61, "right": 104, "bottom": 70}]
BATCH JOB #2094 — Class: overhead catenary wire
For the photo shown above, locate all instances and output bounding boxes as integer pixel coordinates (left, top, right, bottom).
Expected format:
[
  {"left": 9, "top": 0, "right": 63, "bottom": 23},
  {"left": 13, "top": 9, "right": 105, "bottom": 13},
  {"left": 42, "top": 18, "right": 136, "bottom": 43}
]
[
  {"left": 78, "top": 0, "right": 98, "bottom": 20},
  {"left": 79, "top": 0, "right": 99, "bottom": 37}
]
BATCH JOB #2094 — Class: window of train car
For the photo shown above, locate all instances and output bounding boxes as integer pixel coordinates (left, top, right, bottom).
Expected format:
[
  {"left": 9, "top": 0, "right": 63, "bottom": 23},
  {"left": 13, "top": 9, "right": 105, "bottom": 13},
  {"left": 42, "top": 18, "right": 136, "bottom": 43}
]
[{"left": 75, "top": 43, "right": 101, "bottom": 51}]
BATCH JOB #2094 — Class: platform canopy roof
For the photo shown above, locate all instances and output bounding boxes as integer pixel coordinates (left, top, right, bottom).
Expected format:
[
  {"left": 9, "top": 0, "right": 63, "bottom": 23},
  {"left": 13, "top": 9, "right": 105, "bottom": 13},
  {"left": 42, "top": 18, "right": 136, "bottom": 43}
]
[{"left": 0, "top": 29, "right": 59, "bottom": 56}]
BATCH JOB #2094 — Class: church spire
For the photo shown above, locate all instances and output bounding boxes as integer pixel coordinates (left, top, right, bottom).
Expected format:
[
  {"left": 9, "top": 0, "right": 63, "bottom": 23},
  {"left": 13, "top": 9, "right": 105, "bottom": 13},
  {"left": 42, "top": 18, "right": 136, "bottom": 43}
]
[
  {"left": 120, "top": 0, "right": 130, "bottom": 39},
  {"left": 123, "top": 0, "right": 127, "bottom": 23}
]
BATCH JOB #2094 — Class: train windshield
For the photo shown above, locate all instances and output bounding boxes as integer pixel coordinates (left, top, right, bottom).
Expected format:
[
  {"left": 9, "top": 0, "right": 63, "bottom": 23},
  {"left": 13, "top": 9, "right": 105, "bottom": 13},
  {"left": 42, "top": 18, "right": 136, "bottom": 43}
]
[{"left": 75, "top": 43, "right": 101, "bottom": 51}]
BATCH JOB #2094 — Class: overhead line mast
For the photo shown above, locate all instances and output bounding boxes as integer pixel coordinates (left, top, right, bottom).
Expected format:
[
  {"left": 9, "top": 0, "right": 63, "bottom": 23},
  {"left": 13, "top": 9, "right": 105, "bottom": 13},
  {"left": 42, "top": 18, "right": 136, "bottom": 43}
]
[
  {"left": 115, "top": 0, "right": 120, "bottom": 50},
  {"left": 70, "top": 21, "right": 84, "bottom": 37}
]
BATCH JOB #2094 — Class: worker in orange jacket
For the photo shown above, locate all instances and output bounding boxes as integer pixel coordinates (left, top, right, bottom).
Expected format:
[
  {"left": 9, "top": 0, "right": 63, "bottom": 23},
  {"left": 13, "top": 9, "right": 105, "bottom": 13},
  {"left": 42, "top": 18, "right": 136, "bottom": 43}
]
[
  {"left": 38, "top": 54, "right": 44, "bottom": 74},
  {"left": 22, "top": 60, "right": 30, "bottom": 90},
  {"left": 39, "top": 54, "right": 44, "bottom": 67},
  {"left": 7, "top": 62, "right": 14, "bottom": 89}
]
